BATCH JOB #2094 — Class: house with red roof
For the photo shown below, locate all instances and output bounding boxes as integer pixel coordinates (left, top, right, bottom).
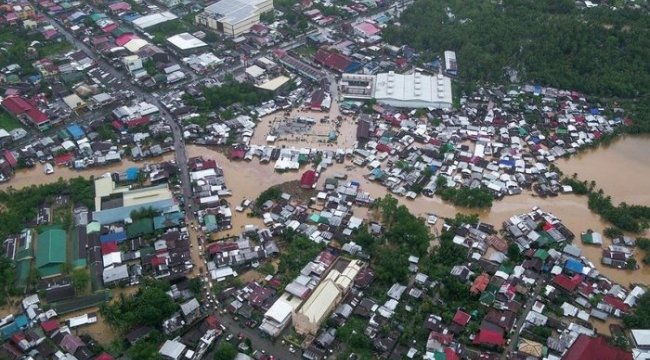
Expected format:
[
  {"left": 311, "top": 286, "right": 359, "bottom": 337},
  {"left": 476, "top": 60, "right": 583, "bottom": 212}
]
[
  {"left": 1, "top": 96, "right": 49, "bottom": 130},
  {"left": 41, "top": 319, "right": 59, "bottom": 336},
  {"left": 563, "top": 334, "right": 632, "bottom": 360},
  {"left": 96, "top": 353, "right": 115, "bottom": 360},
  {"left": 3, "top": 150, "right": 17, "bottom": 168},
  {"left": 471, "top": 273, "right": 491, "bottom": 295},
  {"left": 300, "top": 170, "right": 317, "bottom": 189},
  {"left": 313, "top": 48, "right": 360, "bottom": 73},
  {"left": 553, "top": 273, "right": 582, "bottom": 292},
  {"left": 108, "top": 1, "right": 131, "bottom": 14},
  {"left": 452, "top": 310, "right": 471, "bottom": 327},
  {"left": 472, "top": 328, "right": 504, "bottom": 348}
]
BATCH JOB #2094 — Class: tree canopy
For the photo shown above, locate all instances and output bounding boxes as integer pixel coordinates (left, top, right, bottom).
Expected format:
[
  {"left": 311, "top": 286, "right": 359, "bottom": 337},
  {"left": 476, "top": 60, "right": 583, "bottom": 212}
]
[
  {"left": 100, "top": 280, "right": 178, "bottom": 333},
  {"left": 384, "top": 0, "right": 650, "bottom": 99}
]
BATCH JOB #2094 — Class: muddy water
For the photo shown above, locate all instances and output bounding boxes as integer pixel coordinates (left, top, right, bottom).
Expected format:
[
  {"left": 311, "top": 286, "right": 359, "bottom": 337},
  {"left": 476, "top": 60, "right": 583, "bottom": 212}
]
[
  {"left": 0, "top": 154, "right": 175, "bottom": 192},
  {"left": 556, "top": 135, "right": 650, "bottom": 205}
]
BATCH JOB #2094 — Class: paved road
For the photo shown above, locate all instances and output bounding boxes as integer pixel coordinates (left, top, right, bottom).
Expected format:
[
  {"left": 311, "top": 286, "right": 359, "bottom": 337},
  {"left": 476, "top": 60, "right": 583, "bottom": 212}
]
[
  {"left": 36, "top": 7, "right": 196, "bottom": 219},
  {"left": 214, "top": 311, "right": 301, "bottom": 360},
  {"left": 502, "top": 280, "right": 546, "bottom": 359}
]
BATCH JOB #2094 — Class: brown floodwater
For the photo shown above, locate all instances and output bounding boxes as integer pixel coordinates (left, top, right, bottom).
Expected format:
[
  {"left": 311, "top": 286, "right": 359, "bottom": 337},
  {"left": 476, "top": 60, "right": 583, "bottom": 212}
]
[
  {"left": 556, "top": 135, "right": 650, "bottom": 205},
  {"left": 3, "top": 137, "right": 649, "bottom": 336},
  {"left": 0, "top": 154, "right": 175, "bottom": 192}
]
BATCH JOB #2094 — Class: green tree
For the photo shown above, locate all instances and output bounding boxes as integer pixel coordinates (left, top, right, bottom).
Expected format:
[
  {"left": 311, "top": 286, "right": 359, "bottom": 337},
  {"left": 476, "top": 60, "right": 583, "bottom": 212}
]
[
  {"left": 214, "top": 342, "right": 237, "bottom": 360},
  {"left": 71, "top": 268, "right": 89, "bottom": 295}
]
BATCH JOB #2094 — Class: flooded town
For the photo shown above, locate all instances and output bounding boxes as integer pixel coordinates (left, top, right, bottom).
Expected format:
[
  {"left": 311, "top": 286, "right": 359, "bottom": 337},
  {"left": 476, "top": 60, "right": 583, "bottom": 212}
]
[{"left": 0, "top": 0, "right": 649, "bottom": 359}]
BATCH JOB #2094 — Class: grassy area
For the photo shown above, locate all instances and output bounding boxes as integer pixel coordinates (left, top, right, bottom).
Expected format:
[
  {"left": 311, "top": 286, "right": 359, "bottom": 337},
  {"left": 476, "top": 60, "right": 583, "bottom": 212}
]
[
  {"left": 0, "top": 110, "right": 23, "bottom": 131},
  {"left": 0, "top": 27, "right": 72, "bottom": 74},
  {"left": 294, "top": 45, "right": 317, "bottom": 58}
]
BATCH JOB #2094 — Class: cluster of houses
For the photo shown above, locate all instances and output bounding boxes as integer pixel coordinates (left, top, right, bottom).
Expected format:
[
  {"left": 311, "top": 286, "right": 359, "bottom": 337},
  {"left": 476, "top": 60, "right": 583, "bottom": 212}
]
[{"left": 0, "top": 294, "right": 115, "bottom": 360}]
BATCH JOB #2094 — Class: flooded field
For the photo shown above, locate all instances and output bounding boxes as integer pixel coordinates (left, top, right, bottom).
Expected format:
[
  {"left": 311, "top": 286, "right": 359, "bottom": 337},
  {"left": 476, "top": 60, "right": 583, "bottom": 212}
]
[{"left": 253, "top": 99, "right": 357, "bottom": 150}]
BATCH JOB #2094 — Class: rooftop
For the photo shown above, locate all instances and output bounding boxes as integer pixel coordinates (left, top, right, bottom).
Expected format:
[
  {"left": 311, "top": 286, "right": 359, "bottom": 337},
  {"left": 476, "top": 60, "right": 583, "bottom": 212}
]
[{"left": 167, "top": 33, "right": 208, "bottom": 51}]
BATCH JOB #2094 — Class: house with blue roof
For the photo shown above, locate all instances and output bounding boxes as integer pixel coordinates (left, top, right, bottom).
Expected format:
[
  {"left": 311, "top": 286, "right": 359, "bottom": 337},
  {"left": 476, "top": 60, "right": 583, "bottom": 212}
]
[
  {"left": 564, "top": 258, "right": 584, "bottom": 274},
  {"left": 100, "top": 231, "right": 127, "bottom": 244},
  {"left": 66, "top": 124, "right": 85, "bottom": 140}
]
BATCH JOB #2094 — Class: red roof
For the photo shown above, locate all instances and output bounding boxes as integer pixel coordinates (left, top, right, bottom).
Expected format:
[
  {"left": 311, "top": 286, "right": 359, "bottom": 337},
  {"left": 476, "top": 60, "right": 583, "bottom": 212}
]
[
  {"left": 96, "top": 353, "right": 115, "bottom": 360},
  {"left": 4, "top": 150, "right": 17, "bottom": 167},
  {"left": 553, "top": 273, "right": 582, "bottom": 292},
  {"left": 115, "top": 33, "right": 138, "bottom": 47},
  {"left": 313, "top": 49, "right": 353, "bottom": 73},
  {"left": 11, "top": 332, "right": 25, "bottom": 344},
  {"left": 126, "top": 116, "right": 150, "bottom": 128},
  {"left": 376, "top": 144, "right": 391, "bottom": 153},
  {"left": 41, "top": 319, "right": 59, "bottom": 333},
  {"left": 300, "top": 170, "right": 317, "bottom": 188},
  {"left": 2, "top": 96, "right": 32, "bottom": 115},
  {"left": 205, "top": 315, "right": 219, "bottom": 329},
  {"left": 101, "top": 241, "right": 119, "bottom": 255},
  {"left": 230, "top": 148, "right": 246, "bottom": 160},
  {"left": 2, "top": 96, "right": 48, "bottom": 125},
  {"left": 472, "top": 329, "right": 504, "bottom": 347},
  {"left": 55, "top": 153, "right": 73, "bottom": 166},
  {"left": 108, "top": 1, "right": 131, "bottom": 11},
  {"left": 444, "top": 348, "right": 460, "bottom": 360},
  {"left": 452, "top": 310, "right": 471, "bottom": 326},
  {"left": 564, "top": 335, "right": 632, "bottom": 360},
  {"left": 102, "top": 23, "right": 119, "bottom": 33},
  {"left": 112, "top": 120, "right": 124, "bottom": 131},
  {"left": 604, "top": 294, "right": 630, "bottom": 312},
  {"left": 208, "top": 242, "right": 239, "bottom": 255}
]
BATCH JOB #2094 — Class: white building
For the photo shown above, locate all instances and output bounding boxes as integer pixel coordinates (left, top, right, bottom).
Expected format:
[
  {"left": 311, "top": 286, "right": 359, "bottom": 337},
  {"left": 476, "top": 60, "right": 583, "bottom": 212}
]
[
  {"left": 132, "top": 11, "right": 178, "bottom": 30},
  {"left": 195, "top": 0, "right": 273, "bottom": 37},
  {"left": 340, "top": 71, "right": 453, "bottom": 109},
  {"left": 167, "top": 33, "right": 208, "bottom": 53},
  {"left": 444, "top": 50, "right": 457, "bottom": 76},
  {"left": 259, "top": 296, "right": 296, "bottom": 337}
]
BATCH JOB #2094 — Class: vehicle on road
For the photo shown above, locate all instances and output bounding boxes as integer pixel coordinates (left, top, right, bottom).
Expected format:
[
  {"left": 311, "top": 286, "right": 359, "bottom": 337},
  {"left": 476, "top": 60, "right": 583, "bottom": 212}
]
[{"left": 225, "top": 334, "right": 234, "bottom": 342}]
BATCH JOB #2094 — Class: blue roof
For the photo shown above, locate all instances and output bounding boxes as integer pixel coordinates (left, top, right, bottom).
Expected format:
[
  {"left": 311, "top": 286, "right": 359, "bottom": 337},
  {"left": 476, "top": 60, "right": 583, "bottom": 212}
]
[
  {"left": 153, "top": 212, "right": 184, "bottom": 230},
  {"left": 591, "top": 108, "right": 600, "bottom": 115},
  {"left": 121, "top": 12, "right": 141, "bottom": 22},
  {"left": 345, "top": 62, "right": 363, "bottom": 73},
  {"left": 66, "top": 124, "right": 85, "bottom": 140},
  {"left": 100, "top": 231, "right": 127, "bottom": 243},
  {"left": 14, "top": 315, "right": 27, "bottom": 328},
  {"left": 533, "top": 85, "right": 542, "bottom": 94},
  {"left": 430, "top": 165, "right": 438, "bottom": 173},
  {"left": 1, "top": 322, "right": 19, "bottom": 340},
  {"left": 564, "top": 258, "right": 584, "bottom": 274},
  {"left": 126, "top": 167, "right": 139, "bottom": 181},
  {"left": 499, "top": 159, "right": 515, "bottom": 168}
]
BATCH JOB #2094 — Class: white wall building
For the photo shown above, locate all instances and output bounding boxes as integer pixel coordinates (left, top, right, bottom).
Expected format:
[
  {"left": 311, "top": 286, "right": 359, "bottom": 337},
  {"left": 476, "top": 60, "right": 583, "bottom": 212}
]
[
  {"left": 340, "top": 71, "right": 453, "bottom": 109},
  {"left": 195, "top": 0, "right": 273, "bottom": 37}
]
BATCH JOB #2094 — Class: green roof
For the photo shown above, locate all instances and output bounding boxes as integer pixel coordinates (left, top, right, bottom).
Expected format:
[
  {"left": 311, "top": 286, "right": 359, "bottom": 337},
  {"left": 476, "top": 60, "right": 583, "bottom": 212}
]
[
  {"left": 205, "top": 214, "right": 217, "bottom": 225},
  {"left": 36, "top": 227, "right": 67, "bottom": 277},
  {"left": 498, "top": 263, "right": 514, "bottom": 275},
  {"left": 72, "top": 259, "right": 86, "bottom": 269},
  {"left": 89, "top": 13, "right": 107, "bottom": 22},
  {"left": 86, "top": 222, "right": 101, "bottom": 234},
  {"left": 36, "top": 228, "right": 66, "bottom": 269},
  {"left": 534, "top": 249, "right": 549, "bottom": 261},
  {"left": 127, "top": 218, "right": 154, "bottom": 239}
]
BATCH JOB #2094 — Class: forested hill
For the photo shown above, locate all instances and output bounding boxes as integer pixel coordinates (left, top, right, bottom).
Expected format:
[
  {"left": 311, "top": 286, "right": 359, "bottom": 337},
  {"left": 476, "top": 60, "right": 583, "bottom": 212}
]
[{"left": 383, "top": 0, "right": 650, "bottom": 100}]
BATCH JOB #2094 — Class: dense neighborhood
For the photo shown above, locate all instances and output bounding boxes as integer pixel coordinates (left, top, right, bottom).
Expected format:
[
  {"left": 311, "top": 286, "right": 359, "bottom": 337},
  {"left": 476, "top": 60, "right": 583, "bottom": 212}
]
[{"left": 0, "top": 0, "right": 649, "bottom": 359}]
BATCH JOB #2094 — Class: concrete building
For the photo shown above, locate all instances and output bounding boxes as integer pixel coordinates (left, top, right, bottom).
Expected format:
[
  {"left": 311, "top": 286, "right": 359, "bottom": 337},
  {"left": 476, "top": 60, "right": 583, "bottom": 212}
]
[
  {"left": 195, "top": 0, "right": 273, "bottom": 37},
  {"left": 444, "top": 50, "right": 457, "bottom": 76},
  {"left": 259, "top": 293, "right": 302, "bottom": 337},
  {"left": 92, "top": 174, "right": 175, "bottom": 224},
  {"left": 167, "top": 33, "right": 208, "bottom": 54},
  {"left": 340, "top": 71, "right": 453, "bottom": 109},
  {"left": 292, "top": 260, "right": 363, "bottom": 335}
]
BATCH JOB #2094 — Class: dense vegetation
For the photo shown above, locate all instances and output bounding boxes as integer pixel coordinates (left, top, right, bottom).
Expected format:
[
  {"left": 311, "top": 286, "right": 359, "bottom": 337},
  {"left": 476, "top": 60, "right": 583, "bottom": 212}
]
[
  {"left": 277, "top": 229, "right": 324, "bottom": 284},
  {"left": 254, "top": 186, "right": 282, "bottom": 208},
  {"left": 435, "top": 176, "right": 494, "bottom": 209},
  {"left": 624, "top": 292, "right": 650, "bottom": 329},
  {"left": 0, "top": 177, "right": 94, "bottom": 237},
  {"left": 384, "top": 0, "right": 650, "bottom": 100},
  {"left": 0, "top": 27, "right": 72, "bottom": 75},
  {"left": 100, "top": 280, "right": 178, "bottom": 333},
  {"left": 562, "top": 175, "right": 650, "bottom": 233},
  {"left": 213, "top": 342, "right": 238, "bottom": 360},
  {"left": 0, "top": 256, "right": 17, "bottom": 306},
  {"left": 183, "top": 82, "right": 274, "bottom": 112}
]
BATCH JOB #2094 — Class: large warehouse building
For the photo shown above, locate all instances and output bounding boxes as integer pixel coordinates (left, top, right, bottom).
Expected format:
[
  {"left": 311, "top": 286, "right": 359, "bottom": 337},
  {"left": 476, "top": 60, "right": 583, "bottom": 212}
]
[
  {"left": 92, "top": 174, "right": 175, "bottom": 224},
  {"left": 340, "top": 71, "right": 453, "bottom": 109},
  {"left": 195, "top": 0, "right": 273, "bottom": 37},
  {"left": 292, "top": 260, "right": 363, "bottom": 335}
]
